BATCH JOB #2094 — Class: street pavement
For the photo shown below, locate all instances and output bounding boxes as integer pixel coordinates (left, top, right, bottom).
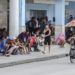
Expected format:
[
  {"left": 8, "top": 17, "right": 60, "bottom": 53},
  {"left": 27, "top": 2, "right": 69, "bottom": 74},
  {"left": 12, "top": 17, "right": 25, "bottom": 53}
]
[
  {"left": 0, "top": 43, "right": 70, "bottom": 68},
  {"left": 0, "top": 57, "right": 75, "bottom": 75}
]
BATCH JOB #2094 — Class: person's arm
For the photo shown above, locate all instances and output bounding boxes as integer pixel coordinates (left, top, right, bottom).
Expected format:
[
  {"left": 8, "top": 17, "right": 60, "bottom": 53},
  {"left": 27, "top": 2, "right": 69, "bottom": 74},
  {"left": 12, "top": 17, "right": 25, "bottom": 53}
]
[
  {"left": 43, "top": 29, "right": 45, "bottom": 34},
  {"left": 45, "top": 29, "right": 51, "bottom": 37},
  {"left": 36, "top": 20, "right": 39, "bottom": 28},
  {"left": 48, "top": 29, "right": 51, "bottom": 36}
]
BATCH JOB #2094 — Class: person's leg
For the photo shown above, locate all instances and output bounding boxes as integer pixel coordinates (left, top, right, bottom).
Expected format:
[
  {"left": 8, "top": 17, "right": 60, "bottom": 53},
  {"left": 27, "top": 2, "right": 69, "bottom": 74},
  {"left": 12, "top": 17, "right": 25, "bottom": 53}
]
[
  {"left": 33, "top": 44, "right": 36, "bottom": 51},
  {"left": 4, "top": 45, "right": 10, "bottom": 55},
  {"left": 23, "top": 42, "right": 28, "bottom": 54},
  {"left": 42, "top": 38, "right": 47, "bottom": 54},
  {"left": 47, "top": 36, "right": 51, "bottom": 53},
  {"left": 48, "top": 41, "right": 51, "bottom": 53},
  {"left": 25, "top": 47, "right": 30, "bottom": 54},
  {"left": 23, "top": 45, "right": 30, "bottom": 54},
  {"left": 61, "top": 40, "right": 65, "bottom": 47},
  {"left": 33, "top": 43, "right": 39, "bottom": 52},
  {"left": 25, "top": 43, "right": 30, "bottom": 54},
  {"left": 29, "top": 27, "right": 32, "bottom": 36},
  {"left": 6, "top": 46, "right": 18, "bottom": 56},
  {"left": 19, "top": 47, "right": 25, "bottom": 54},
  {"left": 21, "top": 44, "right": 27, "bottom": 54},
  {"left": 48, "top": 45, "right": 50, "bottom": 53},
  {"left": 44, "top": 44, "right": 46, "bottom": 52},
  {"left": 31, "top": 27, "right": 34, "bottom": 35}
]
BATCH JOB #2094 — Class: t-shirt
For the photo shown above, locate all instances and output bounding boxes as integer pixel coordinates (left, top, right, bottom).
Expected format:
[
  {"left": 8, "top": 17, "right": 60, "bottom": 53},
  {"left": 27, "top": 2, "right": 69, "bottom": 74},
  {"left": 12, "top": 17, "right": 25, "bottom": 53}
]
[{"left": 29, "top": 36, "right": 36, "bottom": 47}]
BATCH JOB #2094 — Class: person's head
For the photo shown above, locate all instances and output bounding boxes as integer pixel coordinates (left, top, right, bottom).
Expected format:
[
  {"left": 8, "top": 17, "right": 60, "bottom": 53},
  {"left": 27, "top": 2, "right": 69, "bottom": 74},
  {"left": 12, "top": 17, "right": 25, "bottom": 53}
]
[
  {"left": 45, "top": 25, "right": 49, "bottom": 29},
  {"left": 70, "top": 27, "right": 73, "bottom": 31},
  {"left": 31, "top": 33, "right": 35, "bottom": 36},
  {"left": 70, "top": 15, "right": 73, "bottom": 17},
  {"left": 45, "top": 16, "right": 48, "bottom": 22},
  {"left": 2, "top": 28, "right": 6, "bottom": 31},
  {"left": 8, "top": 35, "right": 16, "bottom": 41},
  {"left": 31, "top": 17, "right": 36, "bottom": 21},
  {"left": 26, "top": 30, "right": 29, "bottom": 34},
  {"left": 42, "top": 17, "right": 46, "bottom": 22},
  {"left": 2, "top": 35, "right": 7, "bottom": 39}
]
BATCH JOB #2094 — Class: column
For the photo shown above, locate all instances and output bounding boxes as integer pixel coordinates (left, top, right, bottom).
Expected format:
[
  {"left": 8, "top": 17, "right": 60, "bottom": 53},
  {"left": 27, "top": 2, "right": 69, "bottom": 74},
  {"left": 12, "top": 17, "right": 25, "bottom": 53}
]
[
  {"left": 47, "top": 5, "right": 55, "bottom": 23},
  {"left": 19, "top": 0, "right": 26, "bottom": 33},
  {"left": 9, "top": 0, "right": 19, "bottom": 37},
  {"left": 55, "top": 0, "right": 65, "bottom": 37}
]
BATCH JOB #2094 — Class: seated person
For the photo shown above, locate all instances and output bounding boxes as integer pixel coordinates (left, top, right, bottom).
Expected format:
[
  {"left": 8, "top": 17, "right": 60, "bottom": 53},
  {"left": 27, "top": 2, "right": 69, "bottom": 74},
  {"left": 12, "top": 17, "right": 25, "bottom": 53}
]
[
  {"left": 28, "top": 34, "right": 39, "bottom": 52},
  {"left": 0, "top": 36, "right": 8, "bottom": 55},
  {"left": 18, "top": 31, "right": 30, "bottom": 43},
  {"left": 55, "top": 33, "right": 65, "bottom": 47},
  {"left": 5, "top": 37, "right": 19, "bottom": 56},
  {"left": 0, "top": 40, "right": 5, "bottom": 54},
  {"left": 68, "top": 35, "right": 75, "bottom": 44},
  {"left": 38, "top": 34, "right": 44, "bottom": 46},
  {"left": 15, "top": 38, "right": 29, "bottom": 54}
]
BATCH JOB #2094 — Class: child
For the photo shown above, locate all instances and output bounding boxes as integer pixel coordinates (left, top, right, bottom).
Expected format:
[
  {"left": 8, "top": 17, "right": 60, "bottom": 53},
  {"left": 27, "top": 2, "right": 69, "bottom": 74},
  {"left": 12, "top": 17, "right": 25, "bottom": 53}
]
[
  {"left": 28, "top": 34, "right": 39, "bottom": 52},
  {"left": 55, "top": 33, "right": 65, "bottom": 47},
  {"left": 39, "top": 34, "right": 44, "bottom": 46}
]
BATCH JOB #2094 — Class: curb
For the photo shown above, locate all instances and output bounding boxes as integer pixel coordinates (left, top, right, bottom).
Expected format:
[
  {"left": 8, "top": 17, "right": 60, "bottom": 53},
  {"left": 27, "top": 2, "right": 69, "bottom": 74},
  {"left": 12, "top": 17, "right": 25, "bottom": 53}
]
[{"left": 0, "top": 54, "right": 69, "bottom": 68}]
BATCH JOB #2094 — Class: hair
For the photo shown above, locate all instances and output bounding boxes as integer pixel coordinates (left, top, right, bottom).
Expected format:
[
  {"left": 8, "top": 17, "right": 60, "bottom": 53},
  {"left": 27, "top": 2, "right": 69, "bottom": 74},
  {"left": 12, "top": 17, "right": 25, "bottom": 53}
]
[{"left": 31, "top": 17, "right": 36, "bottom": 20}]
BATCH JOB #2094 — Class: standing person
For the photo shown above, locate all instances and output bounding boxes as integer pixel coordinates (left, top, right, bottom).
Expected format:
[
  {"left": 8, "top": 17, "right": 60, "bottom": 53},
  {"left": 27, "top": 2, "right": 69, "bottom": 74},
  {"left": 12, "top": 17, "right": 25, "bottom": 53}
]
[
  {"left": 43, "top": 25, "right": 51, "bottom": 54},
  {"left": 69, "top": 15, "right": 73, "bottom": 22},
  {"left": 26, "top": 17, "right": 37, "bottom": 35},
  {"left": 66, "top": 28, "right": 74, "bottom": 42},
  {"left": 2, "top": 28, "right": 8, "bottom": 37},
  {"left": 39, "top": 17, "right": 47, "bottom": 34}
]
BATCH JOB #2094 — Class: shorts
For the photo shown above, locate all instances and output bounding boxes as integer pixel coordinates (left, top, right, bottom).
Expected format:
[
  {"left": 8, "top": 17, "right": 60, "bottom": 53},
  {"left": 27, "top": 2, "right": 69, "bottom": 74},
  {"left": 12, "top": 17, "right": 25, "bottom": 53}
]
[{"left": 44, "top": 36, "right": 51, "bottom": 45}]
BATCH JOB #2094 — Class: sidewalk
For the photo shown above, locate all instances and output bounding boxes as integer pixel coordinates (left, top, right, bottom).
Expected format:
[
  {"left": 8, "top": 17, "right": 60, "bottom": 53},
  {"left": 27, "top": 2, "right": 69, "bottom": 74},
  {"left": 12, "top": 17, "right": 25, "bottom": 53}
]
[{"left": 0, "top": 43, "right": 70, "bottom": 68}]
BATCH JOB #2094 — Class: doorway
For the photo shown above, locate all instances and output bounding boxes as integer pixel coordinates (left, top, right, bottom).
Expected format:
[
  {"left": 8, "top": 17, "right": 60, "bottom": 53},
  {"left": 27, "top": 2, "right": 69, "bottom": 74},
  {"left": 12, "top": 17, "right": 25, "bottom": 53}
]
[{"left": 30, "top": 10, "right": 47, "bottom": 19}]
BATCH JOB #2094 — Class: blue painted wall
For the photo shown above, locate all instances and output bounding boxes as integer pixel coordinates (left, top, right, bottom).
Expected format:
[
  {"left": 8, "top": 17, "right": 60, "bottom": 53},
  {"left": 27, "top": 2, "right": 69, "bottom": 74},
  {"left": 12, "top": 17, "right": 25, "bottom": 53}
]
[
  {"left": 19, "top": 0, "right": 25, "bottom": 26},
  {"left": 26, "top": 3, "right": 55, "bottom": 22},
  {"left": 26, "top": 2, "right": 75, "bottom": 24}
]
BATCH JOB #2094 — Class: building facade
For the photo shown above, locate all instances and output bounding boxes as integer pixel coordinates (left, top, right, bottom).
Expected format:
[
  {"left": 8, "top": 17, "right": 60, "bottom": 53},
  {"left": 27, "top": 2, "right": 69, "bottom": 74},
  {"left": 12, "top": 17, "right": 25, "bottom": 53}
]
[{"left": 0, "top": 0, "right": 75, "bottom": 37}]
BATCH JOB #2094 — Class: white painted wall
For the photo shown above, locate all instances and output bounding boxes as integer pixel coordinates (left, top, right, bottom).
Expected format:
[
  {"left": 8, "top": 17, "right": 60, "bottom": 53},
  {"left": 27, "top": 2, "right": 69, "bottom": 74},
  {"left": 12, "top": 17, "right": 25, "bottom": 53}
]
[
  {"left": 9, "top": 0, "right": 19, "bottom": 37},
  {"left": 47, "top": 5, "right": 55, "bottom": 22},
  {"left": 55, "top": 0, "right": 65, "bottom": 26}
]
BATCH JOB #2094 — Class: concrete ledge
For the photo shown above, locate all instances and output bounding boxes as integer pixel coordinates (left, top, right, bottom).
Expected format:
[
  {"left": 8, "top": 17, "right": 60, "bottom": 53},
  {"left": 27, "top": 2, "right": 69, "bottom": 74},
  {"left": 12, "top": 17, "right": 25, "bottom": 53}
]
[{"left": 0, "top": 54, "right": 69, "bottom": 68}]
